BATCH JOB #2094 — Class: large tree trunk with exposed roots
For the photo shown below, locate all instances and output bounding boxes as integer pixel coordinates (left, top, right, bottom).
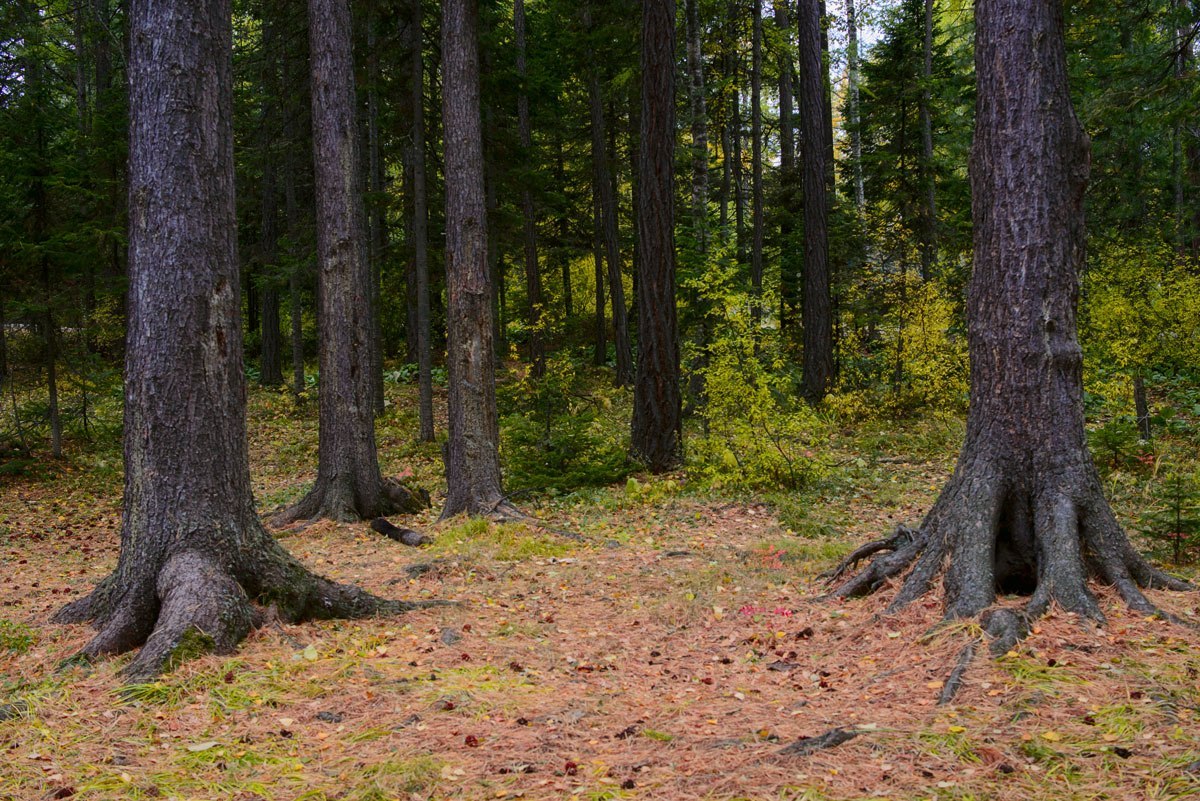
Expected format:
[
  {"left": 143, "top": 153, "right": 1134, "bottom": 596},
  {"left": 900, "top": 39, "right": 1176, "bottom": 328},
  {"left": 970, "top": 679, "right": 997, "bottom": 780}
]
[
  {"left": 53, "top": 0, "right": 440, "bottom": 683},
  {"left": 273, "top": 0, "right": 427, "bottom": 525},
  {"left": 833, "top": 0, "right": 1191, "bottom": 627}
]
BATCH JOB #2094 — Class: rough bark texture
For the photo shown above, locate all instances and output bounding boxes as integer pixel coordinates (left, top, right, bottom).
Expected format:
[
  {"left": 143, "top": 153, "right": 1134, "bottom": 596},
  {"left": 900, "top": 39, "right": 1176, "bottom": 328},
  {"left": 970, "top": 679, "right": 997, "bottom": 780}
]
[
  {"left": 846, "top": 0, "right": 864, "bottom": 210},
  {"left": 274, "top": 0, "right": 426, "bottom": 524},
  {"left": 54, "top": 0, "right": 440, "bottom": 683},
  {"left": 919, "top": 0, "right": 937, "bottom": 279},
  {"left": 775, "top": 0, "right": 799, "bottom": 334},
  {"left": 441, "top": 0, "right": 512, "bottom": 519},
  {"left": 258, "top": 49, "right": 284, "bottom": 389},
  {"left": 365, "top": 2, "right": 386, "bottom": 417},
  {"left": 833, "top": 0, "right": 1191, "bottom": 627},
  {"left": 583, "top": 6, "right": 633, "bottom": 387},
  {"left": 750, "top": 0, "right": 765, "bottom": 334},
  {"left": 631, "top": 0, "right": 682, "bottom": 473},
  {"left": 797, "top": 0, "right": 834, "bottom": 401},
  {"left": 411, "top": 0, "right": 435, "bottom": 443},
  {"left": 514, "top": 0, "right": 545, "bottom": 379}
]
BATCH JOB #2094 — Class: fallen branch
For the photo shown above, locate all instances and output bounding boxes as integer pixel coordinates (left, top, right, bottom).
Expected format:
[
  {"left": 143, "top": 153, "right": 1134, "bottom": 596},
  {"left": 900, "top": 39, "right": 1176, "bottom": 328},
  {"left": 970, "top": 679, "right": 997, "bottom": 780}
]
[{"left": 777, "top": 726, "right": 862, "bottom": 756}]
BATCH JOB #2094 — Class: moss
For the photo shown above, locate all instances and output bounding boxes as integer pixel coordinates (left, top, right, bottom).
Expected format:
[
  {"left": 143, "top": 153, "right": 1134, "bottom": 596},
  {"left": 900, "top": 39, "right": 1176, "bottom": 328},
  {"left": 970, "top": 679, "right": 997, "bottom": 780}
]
[{"left": 163, "top": 627, "right": 217, "bottom": 673}]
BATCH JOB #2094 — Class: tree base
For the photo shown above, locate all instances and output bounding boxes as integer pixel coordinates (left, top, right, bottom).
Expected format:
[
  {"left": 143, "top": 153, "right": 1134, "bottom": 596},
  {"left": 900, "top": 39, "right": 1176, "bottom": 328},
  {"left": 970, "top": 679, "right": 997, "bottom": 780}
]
[
  {"left": 271, "top": 477, "right": 430, "bottom": 527},
  {"left": 830, "top": 458, "right": 1193, "bottom": 629},
  {"left": 53, "top": 519, "right": 450, "bottom": 682}
]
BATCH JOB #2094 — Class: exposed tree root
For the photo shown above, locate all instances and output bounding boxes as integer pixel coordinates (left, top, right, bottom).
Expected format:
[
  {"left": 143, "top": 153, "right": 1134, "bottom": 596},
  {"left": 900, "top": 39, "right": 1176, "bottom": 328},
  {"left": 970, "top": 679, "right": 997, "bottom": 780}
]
[
  {"left": 54, "top": 520, "right": 453, "bottom": 682},
  {"left": 831, "top": 459, "right": 1196, "bottom": 695},
  {"left": 938, "top": 639, "right": 979, "bottom": 706},
  {"left": 271, "top": 476, "right": 430, "bottom": 527},
  {"left": 777, "top": 726, "right": 863, "bottom": 756},
  {"left": 371, "top": 518, "right": 432, "bottom": 547}
]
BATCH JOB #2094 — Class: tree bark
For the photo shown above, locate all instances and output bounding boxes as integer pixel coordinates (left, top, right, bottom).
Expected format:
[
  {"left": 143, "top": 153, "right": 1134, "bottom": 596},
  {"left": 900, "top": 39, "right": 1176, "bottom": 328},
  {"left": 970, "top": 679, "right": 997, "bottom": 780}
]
[
  {"left": 55, "top": 0, "right": 441, "bottom": 683},
  {"left": 280, "top": 28, "right": 307, "bottom": 405},
  {"left": 919, "top": 0, "right": 937, "bottom": 280},
  {"left": 592, "top": 184, "right": 607, "bottom": 367},
  {"left": 441, "top": 0, "right": 513, "bottom": 518},
  {"left": 798, "top": 0, "right": 834, "bottom": 401},
  {"left": 583, "top": 10, "right": 633, "bottom": 387},
  {"left": 631, "top": 0, "right": 682, "bottom": 472},
  {"left": 846, "top": 0, "right": 864, "bottom": 210},
  {"left": 776, "top": 0, "right": 799, "bottom": 334},
  {"left": 834, "top": 0, "right": 1190, "bottom": 625},
  {"left": 750, "top": 0, "right": 765, "bottom": 333},
  {"left": 411, "top": 0, "right": 434, "bottom": 442},
  {"left": 258, "top": 21, "right": 284, "bottom": 388},
  {"left": 275, "top": 0, "right": 427, "bottom": 524},
  {"left": 365, "top": 0, "right": 386, "bottom": 416},
  {"left": 685, "top": 0, "right": 709, "bottom": 253},
  {"left": 515, "top": 0, "right": 545, "bottom": 379}
]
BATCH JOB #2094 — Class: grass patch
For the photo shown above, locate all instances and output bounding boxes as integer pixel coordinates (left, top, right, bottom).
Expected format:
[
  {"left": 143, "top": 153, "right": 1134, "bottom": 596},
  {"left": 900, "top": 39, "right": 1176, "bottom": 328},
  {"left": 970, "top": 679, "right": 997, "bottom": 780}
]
[{"left": 0, "top": 619, "right": 36, "bottom": 653}]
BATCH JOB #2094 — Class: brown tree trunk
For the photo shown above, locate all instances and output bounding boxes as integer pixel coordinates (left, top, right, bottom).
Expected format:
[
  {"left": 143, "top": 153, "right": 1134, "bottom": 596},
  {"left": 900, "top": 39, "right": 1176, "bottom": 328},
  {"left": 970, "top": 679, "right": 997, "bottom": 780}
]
[
  {"left": 55, "top": 0, "right": 441, "bottom": 683},
  {"left": 515, "top": 0, "right": 545, "bottom": 379},
  {"left": 275, "top": 0, "right": 426, "bottom": 524},
  {"left": 631, "top": 0, "right": 682, "bottom": 472},
  {"left": 776, "top": 0, "right": 798, "bottom": 335},
  {"left": 365, "top": 0, "right": 386, "bottom": 415},
  {"left": 583, "top": 9, "right": 633, "bottom": 387},
  {"left": 411, "top": 0, "right": 434, "bottom": 442},
  {"left": 258, "top": 21, "right": 284, "bottom": 388},
  {"left": 592, "top": 185, "right": 607, "bottom": 367},
  {"left": 750, "top": 0, "right": 765, "bottom": 333},
  {"left": 834, "top": 0, "right": 1190, "bottom": 626},
  {"left": 847, "top": 0, "right": 864, "bottom": 211},
  {"left": 798, "top": 0, "right": 834, "bottom": 401},
  {"left": 919, "top": 0, "right": 937, "bottom": 280},
  {"left": 441, "top": 0, "right": 513, "bottom": 518},
  {"left": 280, "top": 28, "right": 307, "bottom": 405},
  {"left": 1133, "top": 373, "right": 1152, "bottom": 441}
]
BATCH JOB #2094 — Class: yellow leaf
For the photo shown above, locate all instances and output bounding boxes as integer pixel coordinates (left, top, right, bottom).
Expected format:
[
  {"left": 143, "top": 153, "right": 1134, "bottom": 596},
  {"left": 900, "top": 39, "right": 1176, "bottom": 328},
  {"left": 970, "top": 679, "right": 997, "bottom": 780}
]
[
  {"left": 948, "top": 725, "right": 965, "bottom": 733},
  {"left": 926, "top": 680, "right": 944, "bottom": 690},
  {"left": 1040, "top": 731, "right": 1062, "bottom": 742}
]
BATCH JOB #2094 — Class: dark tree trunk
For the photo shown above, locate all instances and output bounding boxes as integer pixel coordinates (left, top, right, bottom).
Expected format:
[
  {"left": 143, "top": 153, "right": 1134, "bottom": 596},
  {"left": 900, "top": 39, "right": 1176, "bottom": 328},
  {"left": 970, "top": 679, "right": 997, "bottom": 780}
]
[
  {"left": 0, "top": 293, "right": 7, "bottom": 388},
  {"left": 797, "top": 0, "right": 834, "bottom": 401},
  {"left": 846, "top": 0, "right": 864, "bottom": 210},
  {"left": 275, "top": 0, "right": 426, "bottom": 524},
  {"left": 555, "top": 137, "right": 572, "bottom": 319},
  {"left": 365, "top": 1, "right": 386, "bottom": 416},
  {"left": 1133, "top": 373, "right": 1152, "bottom": 441},
  {"left": 441, "top": 0, "right": 512, "bottom": 518},
  {"left": 515, "top": 0, "right": 545, "bottom": 379},
  {"left": 54, "top": 0, "right": 441, "bottom": 683},
  {"left": 592, "top": 185, "right": 607, "bottom": 367},
  {"left": 776, "top": 0, "right": 798, "bottom": 334},
  {"left": 281, "top": 33, "right": 307, "bottom": 404},
  {"left": 583, "top": 13, "right": 633, "bottom": 387},
  {"left": 685, "top": 0, "right": 708, "bottom": 252},
  {"left": 834, "top": 0, "right": 1190, "bottom": 626},
  {"left": 631, "top": 0, "right": 682, "bottom": 472},
  {"left": 258, "top": 27, "right": 284, "bottom": 388},
  {"left": 919, "top": 0, "right": 937, "bottom": 280},
  {"left": 411, "top": 0, "right": 435, "bottom": 443},
  {"left": 750, "top": 0, "right": 765, "bottom": 333}
]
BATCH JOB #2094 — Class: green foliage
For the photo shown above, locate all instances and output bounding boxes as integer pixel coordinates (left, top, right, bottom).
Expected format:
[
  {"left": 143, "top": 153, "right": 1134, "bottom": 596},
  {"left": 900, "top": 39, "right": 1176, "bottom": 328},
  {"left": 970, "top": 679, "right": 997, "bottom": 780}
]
[
  {"left": 384, "top": 363, "right": 448, "bottom": 387},
  {"left": 1139, "top": 466, "right": 1200, "bottom": 566},
  {"left": 499, "top": 356, "right": 632, "bottom": 495},
  {"left": 0, "top": 619, "right": 36, "bottom": 654}
]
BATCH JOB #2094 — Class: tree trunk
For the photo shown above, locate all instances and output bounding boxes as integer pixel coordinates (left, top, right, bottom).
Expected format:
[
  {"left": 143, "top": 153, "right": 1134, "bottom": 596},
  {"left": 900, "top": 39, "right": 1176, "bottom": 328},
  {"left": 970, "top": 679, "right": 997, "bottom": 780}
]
[
  {"left": 583, "top": 14, "right": 633, "bottom": 387},
  {"left": 258, "top": 24, "right": 284, "bottom": 388},
  {"left": 515, "top": 0, "right": 545, "bottom": 379},
  {"left": 833, "top": 0, "right": 1190, "bottom": 625},
  {"left": 1133, "top": 373, "right": 1152, "bottom": 441},
  {"left": 776, "top": 0, "right": 798, "bottom": 335},
  {"left": 365, "top": 0, "right": 386, "bottom": 416},
  {"left": 797, "top": 0, "right": 834, "bottom": 401},
  {"left": 281, "top": 28, "right": 307, "bottom": 404},
  {"left": 441, "top": 0, "right": 513, "bottom": 519},
  {"left": 685, "top": 0, "right": 708, "bottom": 253},
  {"left": 631, "top": 0, "right": 682, "bottom": 472},
  {"left": 411, "top": 0, "right": 435, "bottom": 443},
  {"left": 592, "top": 184, "right": 607, "bottom": 367},
  {"left": 846, "top": 0, "right": 864, "bottom": 211},
  {"left": 750, "top": 0, "right": 765, "bottom": 333},
  {"left": 555, "top": 136, "right": 572, "bottom": 319},
  {"left": 275, "top": 0, "right": 427, "bottom": 524},
  {"left": 55, "top": 0, "right": 440, "bottom": 683},
  {"left": 919, "top": 0, "right": 937, "bottom": 280}
]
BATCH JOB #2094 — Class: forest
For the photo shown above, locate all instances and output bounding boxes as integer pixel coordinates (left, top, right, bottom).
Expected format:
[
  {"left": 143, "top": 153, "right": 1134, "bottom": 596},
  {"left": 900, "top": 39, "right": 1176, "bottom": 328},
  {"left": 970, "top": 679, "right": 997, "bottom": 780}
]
[{"left": 1, "top": 0, "right": 1199, "bottom": 798}]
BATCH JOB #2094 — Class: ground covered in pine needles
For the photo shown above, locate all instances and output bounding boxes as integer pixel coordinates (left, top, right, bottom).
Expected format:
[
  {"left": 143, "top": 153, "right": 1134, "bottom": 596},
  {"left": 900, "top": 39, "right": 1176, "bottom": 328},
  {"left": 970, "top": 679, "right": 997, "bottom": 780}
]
[{"left": 3, "top": 384, "right": 1200, "bottom": 801}]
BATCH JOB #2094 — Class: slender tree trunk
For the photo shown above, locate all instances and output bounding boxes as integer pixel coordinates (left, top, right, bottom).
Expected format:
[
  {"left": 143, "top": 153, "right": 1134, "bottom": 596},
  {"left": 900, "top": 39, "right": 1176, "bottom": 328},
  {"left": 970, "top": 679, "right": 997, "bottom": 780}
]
[
  {"left": 819, "top": 1, "right": 835, "bottom": 197},
  {"left": 365, "top": 0, "right": 386, "bottom": 415},
  {"left": 798, "top": 0, "right": 834, "bottom": 401},
  {"left": 42, "top": 260, "right": 63, "bottom": 460},
  {"left": 556, "top": 136, "right": 572, "bottom": 319},
  {"left": 833, "top": 0, "right": 1190, "bottom": 625},
  {"left": 776, "top": 0, "right": 798, "bottom": 335},
  {"left": 847, "top": 0, "right": 864, "bottom": 210},
  {"left": 685, "top": 0, "right": 709, "bottom": 252},
  {"left": 919, "top": 0, "right": 937, "bottom": 280},
  {"left": 584, "top": 14, "right": 633, "bottom": 386},
  {"left": 280, "top": 31, "right": 307, "bottom": 404},
  {"left": 631, "top": 0, "right": 682, "bottom": 472},
  {"left": 276, "top": 0, "right": 427, "bottom": 524},
  {"left": 592, "top": 184, "right": 607, "bottom": 367},
  {"left": 441, "top": 0, "right": 513, "bottom": 519},
  {"left": 514, "top": 0, "right": 545, "bottom": 379},
  {"left": 1133, "top": 373, "right": 1152, "bottom": 441},
  {"left": 0, "top": 293, "right": 7, "bottom": 389},
  {"left": 259, "top": 20, "right": 284, "bottom": 388},
  {"left": 55, "top": 0, "right": 439, "bottom": 683},
  {"left": 410, "top": 0, "right": 435, "bottom": 443},
  {"left": 750, "top": 0, "right": 765, "bottom": 333}
]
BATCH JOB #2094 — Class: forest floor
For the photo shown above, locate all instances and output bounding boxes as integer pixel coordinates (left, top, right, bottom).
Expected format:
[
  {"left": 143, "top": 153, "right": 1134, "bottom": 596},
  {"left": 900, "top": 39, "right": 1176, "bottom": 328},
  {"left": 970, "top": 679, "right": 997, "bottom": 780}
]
[{"left": 2, "top": 381, "right": 1200, "bottom": 801}]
